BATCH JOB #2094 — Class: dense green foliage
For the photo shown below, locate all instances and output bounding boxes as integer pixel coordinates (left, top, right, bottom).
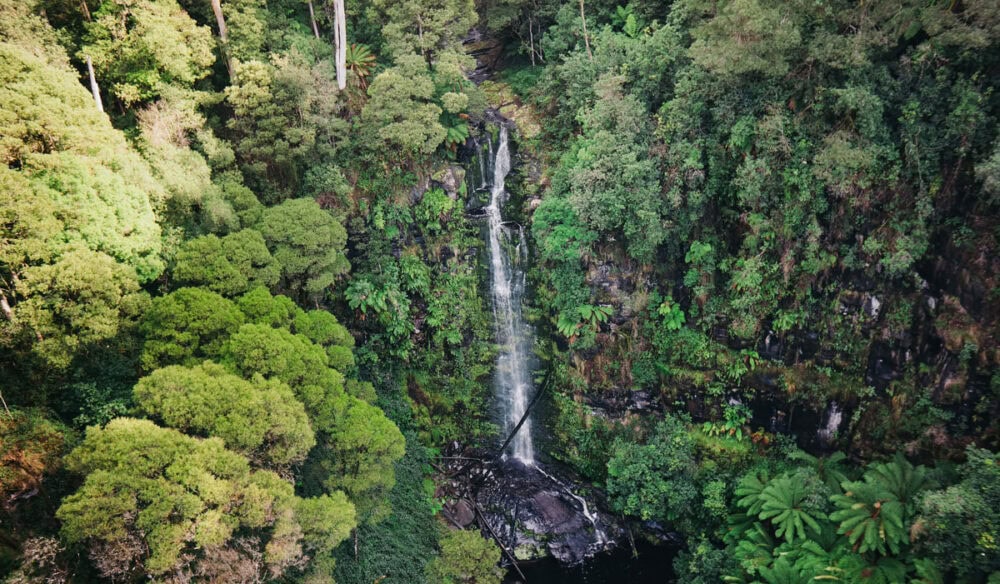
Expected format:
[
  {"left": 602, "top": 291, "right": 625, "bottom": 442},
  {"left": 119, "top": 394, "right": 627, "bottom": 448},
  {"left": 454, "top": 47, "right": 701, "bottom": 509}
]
[
  {"left": 133, "top": 362, "right": 316, "bottom": 468},
  {"left": 497, "top": 0, "right": 1000, "bottom": 581},
  {"left": 58, "top": 419, "right": 355, "bottom": 580},
  {"left": 425, "top": 529, "right": 504, "bottom": 584},
  {"left": 2, "top": 0, "right": 998, "bottom": 582}
]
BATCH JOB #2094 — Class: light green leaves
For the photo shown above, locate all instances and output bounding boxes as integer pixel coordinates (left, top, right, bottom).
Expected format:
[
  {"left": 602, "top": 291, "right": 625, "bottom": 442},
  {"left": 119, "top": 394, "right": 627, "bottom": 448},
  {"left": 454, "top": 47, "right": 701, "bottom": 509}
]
[
  {"left": 346, "top": 278, "right": 387, "bottom": 315},
  {"left": 362, "top": 55, "right": 447, "bottom": 157},
  {"left": 258, "top": 198, "right": 350, "bottom": 299},
  {"left": 81, "top": 0, "right": 215, "bottom": 105},
  {"left": 425, "top": 529, "right": 504, "bottom": 584},
  {"left": 657, "top": 299, "right": 686, "bottom": 331},
  {"left": 371, "top": 0, "right": 476, "bottom": 60},
  {"left": 140, "top": 288, "right": 245, "bottom": 371},
  {"left": 172, "top": 229, "right": 280, "bottom": 297},
  {"left": 414, "top": 187, "right": 456, "bottom": 235},
  {"left": 688, "top": 0, "right": 803, "bottom": 78},
  {"left": 13, "top": 248, "right": 147, "bottom": 368},
  {"left": 134, "top": 362, "right": 315, "bottom": 468},
  {"left": 57, "top": 418, "right": 355, "bottom": 579}
]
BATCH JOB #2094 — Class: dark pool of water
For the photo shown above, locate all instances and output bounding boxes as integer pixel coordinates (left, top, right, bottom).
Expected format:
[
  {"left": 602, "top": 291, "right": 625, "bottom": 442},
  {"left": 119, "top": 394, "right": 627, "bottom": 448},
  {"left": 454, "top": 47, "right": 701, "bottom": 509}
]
[{"left": 502, "top": 541, "right": 678, "bottom": 584}]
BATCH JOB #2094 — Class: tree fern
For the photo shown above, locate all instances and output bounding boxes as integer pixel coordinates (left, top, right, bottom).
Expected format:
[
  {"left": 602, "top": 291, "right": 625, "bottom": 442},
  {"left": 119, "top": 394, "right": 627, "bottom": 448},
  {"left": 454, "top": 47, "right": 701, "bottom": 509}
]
[
  {"left": 788, "top": 450, "right": 850, "bottom": 493},
  {"left": 725, "top": 520, "right": 774, "bottom": 581},
  {"left": 910, "top": 558, "right": 945, "bottom": 584},
  {"left": 836, "top": 554, "right": 908, "bottom": 584},
  {"left": 556, "top": 311, "right": 581, "bottom": 339},
  {"left": 759, "top": 555, "right": 813, "bottom": 584},
  {"left": 830, "top": 480, "right": 906, "bottom": 555},
  {"left": 725, "top": 511, "right": 760, "bottom": 546},
  {"left": 443, "top": 118, "right": 469, "bottom": 149},
  {"left": 830, "top": 453, "right": 930, "bottom": 556},
  {"left": 344, "top": 43, "right": 376, "bottom": 88},
  {"left": 780, "top": 522, "right": 847, "bottom": 579},
  {"left": 735, "top": 521, "right": 776, "bottom": 574},
  {"left": 735, "top": 470, "right": 771, "bottom": 516},
  {"left": 578, "top": 304, "right": 612, "bottom": 327},
  {"left": 866, "top": 453, "right": 933, "bottom": 515},
  {"left": 758, "top": 475, "right": 825, "bottom": 543}
]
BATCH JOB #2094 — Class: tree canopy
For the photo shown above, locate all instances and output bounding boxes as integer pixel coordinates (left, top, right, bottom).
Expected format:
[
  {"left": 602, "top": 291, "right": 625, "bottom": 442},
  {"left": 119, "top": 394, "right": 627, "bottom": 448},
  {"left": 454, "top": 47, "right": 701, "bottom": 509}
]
[
  {"left": 133, "top": 362, "right": 315, "bottom": 468},
  {"left": 57, "top": 418, "right": 355, "bottom": 580}
]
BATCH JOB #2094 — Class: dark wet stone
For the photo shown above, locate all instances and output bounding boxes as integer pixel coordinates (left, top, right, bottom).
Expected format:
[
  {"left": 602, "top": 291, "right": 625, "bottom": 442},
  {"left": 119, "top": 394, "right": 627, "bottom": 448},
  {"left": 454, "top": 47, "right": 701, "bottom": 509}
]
[
  {"left": 451, "top": 499, "right": 476, "bottom": 527},
  {"left": 472, "top": 459, "right": 620, "bottom": 565}
]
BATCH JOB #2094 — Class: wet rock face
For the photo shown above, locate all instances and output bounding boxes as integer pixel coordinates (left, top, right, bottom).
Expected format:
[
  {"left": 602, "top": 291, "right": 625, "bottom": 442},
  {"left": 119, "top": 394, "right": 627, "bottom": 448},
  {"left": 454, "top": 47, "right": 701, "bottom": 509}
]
[
  {"left": 475, "top": 459, "right": 620, "bottom": 565},
  {"left": 432, "top": 165, "right": 466, "bottom": 200},
  {"left": 463, "top": 28, "right": 504, "bottom": 83},
  {"left": 438, "top": 454, "right": 620, "bottom": 566},
  {"left": 583, "top": 389, "right": 661, "bottom": 421}
]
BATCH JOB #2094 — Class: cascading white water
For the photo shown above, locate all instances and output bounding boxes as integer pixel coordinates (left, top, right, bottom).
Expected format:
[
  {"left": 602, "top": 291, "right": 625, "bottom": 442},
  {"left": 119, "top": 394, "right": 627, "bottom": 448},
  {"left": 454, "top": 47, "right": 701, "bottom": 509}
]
[
  {"left": 478, "top": 121, "right": 610, "bottom": 559},
  {"left": 818, "top": 401, "right": 842, "bottom": 445},
  {"left": 486, "top": 125, "right": 536, "bottom": 464}
]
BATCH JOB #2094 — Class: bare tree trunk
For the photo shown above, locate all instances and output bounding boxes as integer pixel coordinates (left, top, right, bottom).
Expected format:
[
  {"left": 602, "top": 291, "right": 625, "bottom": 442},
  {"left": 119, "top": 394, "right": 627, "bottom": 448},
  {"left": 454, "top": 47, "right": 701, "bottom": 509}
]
[
  {"left": 528, "top": 16, "right": 535, "bottom": 66},
  {"left": 210, "top": 0, "right": 233, "bottom": 75},
  {"left": 308, "top": 1, "right": 320, "bottom": 39},
  {"left": 211, "top": 0, "right": 228, "bottom": 41},
  {"left": 0, "top": 291, "right": 13, "bottom": 322},
  {"left": 80, "top": 0, "right": 91, "bottom": 21},
  {"left": 579, "top": 0, "right": 593, "bottom": 61},
  {"left": 333, "top": 0, "right": 347, "bottom": 90},
  {"left": 85, "top": 56, "right": 104, "bottom": 113}
]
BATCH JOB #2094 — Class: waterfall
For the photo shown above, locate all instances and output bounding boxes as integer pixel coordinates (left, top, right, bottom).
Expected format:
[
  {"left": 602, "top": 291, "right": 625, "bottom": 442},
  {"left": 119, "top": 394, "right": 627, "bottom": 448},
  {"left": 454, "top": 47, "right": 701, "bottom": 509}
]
[
  {"left": 474, "top": 120, "right": 612, "bottom": 563},
  {"left": 817, "top": 401, "right": 842, "bottom": 445},
  {"left": 486, "top": 124, "right": 536, "bottom": 464}
]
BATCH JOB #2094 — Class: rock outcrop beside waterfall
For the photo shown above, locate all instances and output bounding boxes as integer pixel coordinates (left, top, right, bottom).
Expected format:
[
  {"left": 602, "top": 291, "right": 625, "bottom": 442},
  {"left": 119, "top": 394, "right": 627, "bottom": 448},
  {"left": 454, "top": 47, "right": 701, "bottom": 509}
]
[
  {"left": 475, "top": 459, "right": 618, "bottom": 565},
  {"left": 436, "top": 454, "right": 620, "bottom": 566}
]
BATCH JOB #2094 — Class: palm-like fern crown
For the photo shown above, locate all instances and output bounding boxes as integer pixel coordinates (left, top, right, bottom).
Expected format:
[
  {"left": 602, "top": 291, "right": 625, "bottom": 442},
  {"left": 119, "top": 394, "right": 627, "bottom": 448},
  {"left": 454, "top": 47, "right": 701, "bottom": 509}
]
[
  {"left": 829, "top": 454, "right": 931, "bottom": 558},
  {"left": 758, "top": 475, "right": 826, "bottom": 544},
  {"left": 345, "top": 43, "right": 376, "bottom": 87},
  {"left": 836, "top": 554, "right": 909, "bottom": 584},
  {"left": 735, "top": 470, "right": 770, "bottom": 516},
  {"left": 788, "top": 449, "right": 850, "bottom": 492},
  {"left": 758, "top": 555, "right": 813, "bottom": 584},
  {"left": 830, "top": 480, "right": 906, "bottom": 555},
  {"left": 866, "top": 452, "right": 934, "bottom": 515}
]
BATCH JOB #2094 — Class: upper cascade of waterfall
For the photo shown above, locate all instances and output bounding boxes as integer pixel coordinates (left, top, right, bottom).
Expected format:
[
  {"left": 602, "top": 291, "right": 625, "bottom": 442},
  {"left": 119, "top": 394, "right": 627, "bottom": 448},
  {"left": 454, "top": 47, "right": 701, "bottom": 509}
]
[
  {"left": 490, "top": 127, "right": 511, "bottom": 204},
  {"left": 485, "top": 124, "right": 535, "bottom": 464}
]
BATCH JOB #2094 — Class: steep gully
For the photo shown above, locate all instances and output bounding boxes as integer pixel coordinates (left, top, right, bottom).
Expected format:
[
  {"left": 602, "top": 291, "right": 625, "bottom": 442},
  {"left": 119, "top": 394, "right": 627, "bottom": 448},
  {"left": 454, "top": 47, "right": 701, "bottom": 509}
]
[
  {"left": 437, "top": 112, "right": 852, "bottom": 582},
  {"left": 433, "top": 118, "right": 636, "bottom": 577},
  {"left": 455, "top": 96, "right": 856, "bottom": 582},
  {"left": 454, "top": 30, "right": 835, "bottom": 578}
]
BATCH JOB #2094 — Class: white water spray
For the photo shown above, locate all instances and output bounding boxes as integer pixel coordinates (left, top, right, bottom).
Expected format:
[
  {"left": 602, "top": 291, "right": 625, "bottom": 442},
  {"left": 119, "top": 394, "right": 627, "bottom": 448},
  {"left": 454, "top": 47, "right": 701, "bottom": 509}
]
[
  {"left": 534, "top": 465, "right": 609, "bottom": 547},
  {"left": 486, "top": 125, "right": 536, "bottom": 464},
  {"left": 818, "top": 401, "right": 842, "bottom": 445}
]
